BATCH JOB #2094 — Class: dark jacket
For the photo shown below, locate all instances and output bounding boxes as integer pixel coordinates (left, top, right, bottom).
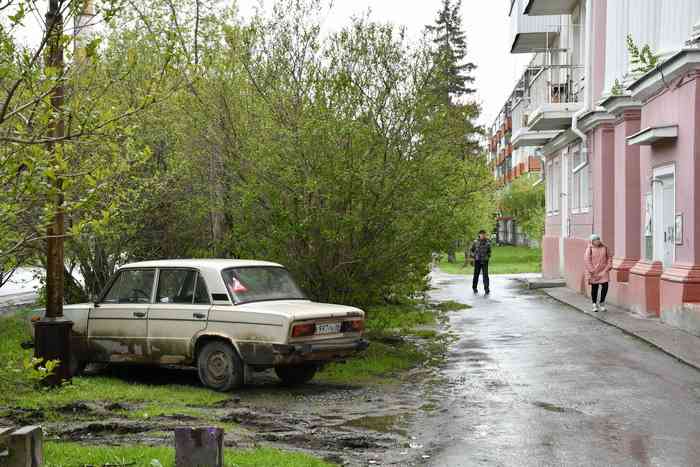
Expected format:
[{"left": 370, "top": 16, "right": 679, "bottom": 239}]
[{"left": 470, "top": 238, "right": 492, "bottom": 262}]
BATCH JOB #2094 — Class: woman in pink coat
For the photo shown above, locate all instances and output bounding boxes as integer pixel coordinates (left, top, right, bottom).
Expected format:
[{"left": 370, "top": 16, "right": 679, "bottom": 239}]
[{"left": 584, "top": 234, "right": 612, "bottom": 312}]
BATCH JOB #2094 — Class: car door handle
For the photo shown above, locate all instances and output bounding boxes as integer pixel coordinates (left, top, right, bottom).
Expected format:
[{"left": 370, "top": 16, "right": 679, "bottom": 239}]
[
  {"left": 193, "top": 313, "right": 206, "bottom": 320},
  {"left": 133, "top": 311, "right": 146, "bottom": 318}
]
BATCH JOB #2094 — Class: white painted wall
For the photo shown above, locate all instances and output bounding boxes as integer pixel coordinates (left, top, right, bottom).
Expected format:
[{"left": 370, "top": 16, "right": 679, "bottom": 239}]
[{"left": 603, "top": 0, "right": 700, "bottom": 95}]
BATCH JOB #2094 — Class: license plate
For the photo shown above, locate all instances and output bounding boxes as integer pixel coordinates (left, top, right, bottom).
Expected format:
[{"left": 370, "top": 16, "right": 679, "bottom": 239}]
[{"left": 316, "top": 322, "right": 341, "bottom": 335}]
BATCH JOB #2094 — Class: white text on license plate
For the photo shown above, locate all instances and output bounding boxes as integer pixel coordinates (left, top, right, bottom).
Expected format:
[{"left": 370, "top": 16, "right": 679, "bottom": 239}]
[{"left": 316, "top": 322, "right": 341, "bottom": 335}]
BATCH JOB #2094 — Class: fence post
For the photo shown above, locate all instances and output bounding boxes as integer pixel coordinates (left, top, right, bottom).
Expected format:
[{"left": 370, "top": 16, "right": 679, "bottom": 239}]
[
  {"left": 174, "top": 427, "right": 223, "bottom": 467},
  {"left": 7, "top": 426, "right": 43, "bottom": 467}
]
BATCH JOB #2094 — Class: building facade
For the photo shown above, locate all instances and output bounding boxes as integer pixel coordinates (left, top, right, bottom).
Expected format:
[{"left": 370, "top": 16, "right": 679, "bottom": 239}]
[
  {"left": 498, "top": 0, "right": 700, "bottom": 336},
  {"left": 487, "top": 59, "right": 542, "bottom": 247}
]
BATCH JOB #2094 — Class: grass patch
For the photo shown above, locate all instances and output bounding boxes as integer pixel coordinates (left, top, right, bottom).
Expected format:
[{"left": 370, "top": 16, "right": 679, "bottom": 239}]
[
  {"left": 44, "top": 442, "right": 333, "bottom": 467},
  {"left": 412, "top": 330, "right": 438, "bottom": 339},
  {"left": 438, "top": 245, "right": 542, "bottom": 275},
  {"left": 432, "top": 301, "right": 470, "bottom": 312},
  {"left": 0, "top": 310, "right": 228, "bottom": 413},
  {"left": 318, "top": 341, "right": 425, "bottom": 384},
  {"left": 318, "top": 302, "right": 449, "bottom": 384},
  {"left": 364, "top": 303, "right": 436, "bottom": 334}
]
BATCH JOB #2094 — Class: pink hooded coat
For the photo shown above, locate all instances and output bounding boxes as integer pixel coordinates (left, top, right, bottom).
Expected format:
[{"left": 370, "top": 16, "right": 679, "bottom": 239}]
[{"left": 584, "top": 243, "right": 612, "bottom": 285}]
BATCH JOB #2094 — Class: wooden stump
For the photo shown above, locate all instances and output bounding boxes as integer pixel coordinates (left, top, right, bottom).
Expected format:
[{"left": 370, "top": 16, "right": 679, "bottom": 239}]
[
  {"left": 5, "top": 426, "right": 43, "bottom": 467},
  {"left": 174, "top": 427, "right": 224, "bottom": 467}
]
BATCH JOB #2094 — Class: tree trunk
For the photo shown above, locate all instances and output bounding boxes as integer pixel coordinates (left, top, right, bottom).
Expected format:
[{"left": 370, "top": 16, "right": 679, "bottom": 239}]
[
  {"left": 45, "top": 2, "right": 65, "bottom": 319},
  {"left": 447, "top": 240, "right": 458, "bottom": 263},
  {"left": 210, "top": 148, "right": 226, "bottom": 255}
]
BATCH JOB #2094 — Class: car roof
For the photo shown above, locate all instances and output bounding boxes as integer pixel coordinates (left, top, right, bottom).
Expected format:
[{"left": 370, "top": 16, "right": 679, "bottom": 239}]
[{"left": 120, "top": 259, "right": 285, "bottom": 271}]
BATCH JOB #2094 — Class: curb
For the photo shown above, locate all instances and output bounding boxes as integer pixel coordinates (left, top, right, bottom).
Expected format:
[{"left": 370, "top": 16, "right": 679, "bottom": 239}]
[{"left": 543, "top": 288, "right": 700, "bottom": 373}]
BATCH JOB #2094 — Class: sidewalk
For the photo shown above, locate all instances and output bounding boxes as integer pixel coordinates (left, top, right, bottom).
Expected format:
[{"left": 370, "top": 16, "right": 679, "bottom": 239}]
[{"left": 545, "top": 287, "right": 700, "bottom": 372}]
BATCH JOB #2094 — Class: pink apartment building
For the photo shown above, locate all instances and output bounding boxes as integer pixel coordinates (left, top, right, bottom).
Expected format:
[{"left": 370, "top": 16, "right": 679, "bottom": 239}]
[{"left": 497, "top": 0, "right": 700, "bottom": 336}]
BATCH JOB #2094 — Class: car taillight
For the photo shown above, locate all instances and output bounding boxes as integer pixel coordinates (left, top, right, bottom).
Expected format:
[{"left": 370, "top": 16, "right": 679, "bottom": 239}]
[
  {"left": 292, "top": 323, "right": 315, "bottom": 338},
  {"left": 341, "top": 320, "right": 364, "bottom": 333}
]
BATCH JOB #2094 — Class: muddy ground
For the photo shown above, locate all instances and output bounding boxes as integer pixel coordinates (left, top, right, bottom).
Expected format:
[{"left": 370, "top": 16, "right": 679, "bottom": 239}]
[{"left": 2, "top": 326, "right": 456, "bottom": 466}]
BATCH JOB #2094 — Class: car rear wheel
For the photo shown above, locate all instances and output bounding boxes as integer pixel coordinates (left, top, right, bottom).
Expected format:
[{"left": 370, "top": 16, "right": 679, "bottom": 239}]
[
  {"left": 274, "top": 363, "right": 318, "bottom": 386},
  {"left": 197, "top": 341, "right": 244, "bottom": 391}
]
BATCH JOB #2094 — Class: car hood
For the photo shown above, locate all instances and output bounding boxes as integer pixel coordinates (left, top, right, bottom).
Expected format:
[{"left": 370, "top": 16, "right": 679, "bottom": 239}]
[{"left": 235, "top": 300, "right": 364, "bottom": 321}]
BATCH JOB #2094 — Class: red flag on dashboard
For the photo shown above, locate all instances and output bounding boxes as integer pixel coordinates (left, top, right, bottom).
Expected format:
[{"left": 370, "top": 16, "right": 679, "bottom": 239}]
[{"left": 231, "top": 278, "right": 248, "bottom": 293}]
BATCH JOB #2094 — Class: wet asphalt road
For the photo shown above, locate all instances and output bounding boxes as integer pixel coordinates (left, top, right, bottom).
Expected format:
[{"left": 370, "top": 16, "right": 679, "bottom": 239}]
[{"left": 420, "top": 271, "right": 700, "bottom": 467}]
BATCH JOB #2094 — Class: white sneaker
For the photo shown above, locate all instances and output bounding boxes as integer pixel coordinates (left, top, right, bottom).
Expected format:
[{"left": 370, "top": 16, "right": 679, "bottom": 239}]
[
  {"left": 592, "top": 303, "right": 599, "bottom": 312},
  {"left": 598, "top": 304, "right": 607, "bottom": 312}
]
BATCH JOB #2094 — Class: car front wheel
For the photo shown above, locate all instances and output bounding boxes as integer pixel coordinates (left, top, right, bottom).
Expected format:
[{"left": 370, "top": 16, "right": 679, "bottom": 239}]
[
  {"left": 197, "top": 341, "right": 244, "bottom": 391},
  {"left": 274, "top": 363, "right": 318, "bottom": 386}
]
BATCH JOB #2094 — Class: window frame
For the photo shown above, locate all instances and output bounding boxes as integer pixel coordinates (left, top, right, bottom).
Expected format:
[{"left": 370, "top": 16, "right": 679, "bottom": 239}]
[
  {"left": 98, "top": 268, "right": 157, "bottom": 305},
  {"left": 154, "top": 268, "right": 200, "bottom": 305},
  {"left": 571, "top": 146, "right": 590, "bottom": 214},
  {"left": 193, "top": 272, "right": 212, "bottom": 305},
  {"left": 221, "top": 266, "right": 307, "bottom": 306}
]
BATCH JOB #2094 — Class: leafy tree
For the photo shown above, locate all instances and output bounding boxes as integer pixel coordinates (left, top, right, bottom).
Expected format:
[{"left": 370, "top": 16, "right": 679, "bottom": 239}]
[
  {"left": 498, "top": 174, "right": 545, "bottom": 243},
  {"left": 426, "top": 0, "right": 476, "bottom": 101},
  {"left": 425, "top": 0, "right": 481, "bottom": 263},
  {"left": 0, "top": 0, "right": 187, "bottom": 311}
]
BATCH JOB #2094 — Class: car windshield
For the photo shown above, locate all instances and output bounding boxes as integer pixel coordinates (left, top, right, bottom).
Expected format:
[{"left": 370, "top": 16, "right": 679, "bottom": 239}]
[{"left": 222, "top": 267, "right": 306, "bottom": 304}]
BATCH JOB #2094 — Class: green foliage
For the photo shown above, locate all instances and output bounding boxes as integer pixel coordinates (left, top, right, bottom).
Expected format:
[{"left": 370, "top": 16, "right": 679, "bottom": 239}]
[
  {"left": 426, "top": 0, "right": 476, "bottom": 99},
  {"left": 3, "top": 0, "right": 493, "bottom": 307},
  {"left": 44, "top": 442, "right": 334, "bottom": 467},
  {"left": 611, "top": 78, "right": 624, "bottom": 96},
  {"left": 364, "top": 304, "right": 437, "bottom": 335},
  {"left": 626, "top": 34, "right": 659, "bottom": 75},
  {"left": 498, "top": 174, "right": 545, "bottom": 242}
]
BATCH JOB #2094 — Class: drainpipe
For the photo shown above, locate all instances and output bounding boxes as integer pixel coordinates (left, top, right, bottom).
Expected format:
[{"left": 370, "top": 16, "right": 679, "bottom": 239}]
[{"left": 571, "top": 0, "right": 593, "bottom": 150}]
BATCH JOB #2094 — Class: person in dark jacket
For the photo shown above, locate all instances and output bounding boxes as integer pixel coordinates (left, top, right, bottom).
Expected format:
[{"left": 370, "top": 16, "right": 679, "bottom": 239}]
[{"left": 470, "top": 230, "right": 492, "bottom": 295}]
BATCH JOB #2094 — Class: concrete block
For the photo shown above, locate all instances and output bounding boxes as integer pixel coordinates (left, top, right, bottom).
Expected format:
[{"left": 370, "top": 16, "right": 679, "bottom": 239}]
[
  {"left": 661, "top": 303, "right": 700, "bottom": 338},
  {"left": 6, "top": 425, "right": 43, "bottom": 467},
  {"left": 175, "top": 427, "right": 224, "bottom": 467}
]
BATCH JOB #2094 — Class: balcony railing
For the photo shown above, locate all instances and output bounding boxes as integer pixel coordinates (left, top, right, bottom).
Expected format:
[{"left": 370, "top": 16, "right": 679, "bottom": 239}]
[{"left": 527, "top": 63, "right": 583, "bottom": 106}]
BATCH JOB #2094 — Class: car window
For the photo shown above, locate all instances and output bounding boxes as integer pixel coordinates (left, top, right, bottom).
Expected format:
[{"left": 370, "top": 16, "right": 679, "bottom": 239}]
[
  {"left": 156, "top": 269, "right": 197, "bottom": 304},
  {"left": 103, "top": 269, "right": 155, "bottom": 304},
  {"left": 222, "top": 267, "right": 306, "bottom": 304},
  {"left": 194, "top": 274, "right": 210, "bottom": 305}
]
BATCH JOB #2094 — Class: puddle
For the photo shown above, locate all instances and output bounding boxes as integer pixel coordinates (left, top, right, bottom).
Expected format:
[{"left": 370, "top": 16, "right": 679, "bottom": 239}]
[
  {"left": 344, "top": 414, "right": 403, "bottom": 433},
  {"left": 532, "top": 401, "right": 583, "bottom": 414}
]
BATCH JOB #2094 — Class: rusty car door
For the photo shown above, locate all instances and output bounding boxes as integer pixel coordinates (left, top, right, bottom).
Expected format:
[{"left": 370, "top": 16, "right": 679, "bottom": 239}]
[
  {"left": 87, "top": 268, "right": 155, "bottom": 363},
  {"left": 147, "top": 269, "right": 211, "bottom": 364}
]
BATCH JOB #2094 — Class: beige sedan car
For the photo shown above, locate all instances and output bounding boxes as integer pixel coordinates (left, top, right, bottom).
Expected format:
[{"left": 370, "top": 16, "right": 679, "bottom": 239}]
[{"left": 33, "top": 259, "right": 368, "bottom": 391}]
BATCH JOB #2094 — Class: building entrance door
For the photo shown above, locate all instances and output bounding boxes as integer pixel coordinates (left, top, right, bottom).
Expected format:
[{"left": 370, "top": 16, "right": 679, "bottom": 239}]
[{"left": 652, "top": 166, "right": 675, "bottom": 268}]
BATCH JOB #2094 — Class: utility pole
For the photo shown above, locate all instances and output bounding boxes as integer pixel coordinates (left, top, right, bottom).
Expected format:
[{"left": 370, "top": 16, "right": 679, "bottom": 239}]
[{"left": 34, "top": 0, "right": 73, "bottom": 386}]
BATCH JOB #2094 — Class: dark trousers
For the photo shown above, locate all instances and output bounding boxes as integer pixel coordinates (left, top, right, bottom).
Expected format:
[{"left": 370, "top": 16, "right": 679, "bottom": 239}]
[
  {"left": 472, "top": 260, "right": 490, "bottom": 292},
  {"left": 591, "top": 282, "right": 609, "bottom": 304}
]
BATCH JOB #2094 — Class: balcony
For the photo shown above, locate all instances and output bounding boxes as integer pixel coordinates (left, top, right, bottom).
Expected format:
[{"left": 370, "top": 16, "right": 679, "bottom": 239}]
[
  {"left": 526, "top": 63, "right": 583, "bottom": 131},
  {"left": 509, "top": 0, "right": 565, "bottom": 53},
  {"left": 527, "top": 156, "right": 542, "bottom": 172},
  {"left": 512, "top": 127, "right": 561, "bottom": 148},
  {"left": 523, "top": 0, "right": 578, "bottom": 16}
]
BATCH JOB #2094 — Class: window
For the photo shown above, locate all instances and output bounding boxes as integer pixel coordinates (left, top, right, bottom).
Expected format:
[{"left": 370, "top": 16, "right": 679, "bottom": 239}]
[
  {"left": 157, "top": 269, "right": 197, "bottom": 304},
  {"left": 571, "top": 145, "right": 590, "bottom": 213},
  {"left": 103, "top": 269, "right": 155, "bottom": 304},
  {"left": 194, "top": 274, "right": 210, "bottom": 305},
  {"left": 546, "top": 159, "right": 561, "bottom": 215},
  {"left": 222, "top": 267, "right": 306, "bottom": 304}
]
